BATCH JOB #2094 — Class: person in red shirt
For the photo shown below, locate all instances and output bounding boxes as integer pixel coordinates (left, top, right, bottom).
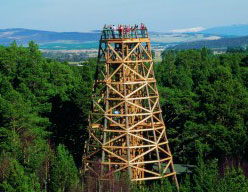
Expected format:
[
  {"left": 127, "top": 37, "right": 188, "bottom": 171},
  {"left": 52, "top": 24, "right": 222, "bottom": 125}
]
[
  {"left": 118, "top": 25, "right": 124, "bottom": 38},
  {"left": 140, "top": 23, "right": 145, "bottom": 38}
]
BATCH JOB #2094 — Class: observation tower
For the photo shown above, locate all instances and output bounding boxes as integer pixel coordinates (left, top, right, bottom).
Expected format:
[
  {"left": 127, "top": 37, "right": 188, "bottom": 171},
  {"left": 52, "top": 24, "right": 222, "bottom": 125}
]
[{"left": 83, "top": 24, "right": 178, "bottom": 189}]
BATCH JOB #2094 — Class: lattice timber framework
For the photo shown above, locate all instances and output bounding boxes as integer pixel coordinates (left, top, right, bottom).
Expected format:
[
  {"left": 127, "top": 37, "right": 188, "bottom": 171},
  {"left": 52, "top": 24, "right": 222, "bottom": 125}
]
[{"left": 83, "top": 25, "right": 179, "bottom": 188}]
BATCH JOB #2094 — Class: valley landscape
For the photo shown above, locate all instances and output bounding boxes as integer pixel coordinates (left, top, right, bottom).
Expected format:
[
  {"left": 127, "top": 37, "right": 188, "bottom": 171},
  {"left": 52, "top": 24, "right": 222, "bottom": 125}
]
[{"left": 1, "top": 25, "right": 248, "bottom": 62}]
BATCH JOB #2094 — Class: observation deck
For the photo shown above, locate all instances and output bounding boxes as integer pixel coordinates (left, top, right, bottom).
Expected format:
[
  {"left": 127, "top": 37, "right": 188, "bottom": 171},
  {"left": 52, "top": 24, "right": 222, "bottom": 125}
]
[{"left": 100, "top": 24, "right": 149, "bottom": 41}]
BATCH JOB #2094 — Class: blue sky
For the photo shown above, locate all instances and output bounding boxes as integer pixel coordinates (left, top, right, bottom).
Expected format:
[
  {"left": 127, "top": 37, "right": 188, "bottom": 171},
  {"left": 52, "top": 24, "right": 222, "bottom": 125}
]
[{"left": 1, "top": 0, "right": 248, "bottom": 32}]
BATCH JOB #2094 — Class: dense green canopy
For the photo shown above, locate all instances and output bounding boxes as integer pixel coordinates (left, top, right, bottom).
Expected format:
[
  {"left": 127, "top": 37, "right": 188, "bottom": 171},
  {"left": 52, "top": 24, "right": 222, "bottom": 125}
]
[{"left": 0, "top": 43, "right": 247, "bottom": 191}]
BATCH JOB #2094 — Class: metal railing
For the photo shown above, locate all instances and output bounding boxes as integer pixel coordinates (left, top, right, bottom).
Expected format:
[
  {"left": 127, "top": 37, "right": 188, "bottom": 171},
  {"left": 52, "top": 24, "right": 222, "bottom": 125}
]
[{"left": 101, "top": 29, "right": 148, "bottom": 39}]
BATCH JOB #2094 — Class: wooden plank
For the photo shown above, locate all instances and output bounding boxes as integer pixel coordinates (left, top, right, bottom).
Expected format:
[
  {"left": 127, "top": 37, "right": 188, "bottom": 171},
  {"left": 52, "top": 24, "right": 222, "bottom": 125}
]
[
  {"left": 130, "top": 147, "right": 156, "bottom": 162},
  {"left": 104, "top": 133, "right": 127, "bottom": 145},
  {"left": 103, "top": 148, "right": 128, "bottom": 163},
  {"left": 130, "top": 165, "right": 160, "bottom": 176},
  {"left": 131, "top": 172, "right": 176, "bottom": 181},
  {"left": 108, "top": 43, "right": 122, "bottom": 61},
  {"left": 106, "top": 84, "right": 125, "bottom": 98},
  {"left": 124, "top": 64, "right": 147, "bottom": 81},
  {"left": 123, "top": 43, "right": 140, "bottom": 61}
]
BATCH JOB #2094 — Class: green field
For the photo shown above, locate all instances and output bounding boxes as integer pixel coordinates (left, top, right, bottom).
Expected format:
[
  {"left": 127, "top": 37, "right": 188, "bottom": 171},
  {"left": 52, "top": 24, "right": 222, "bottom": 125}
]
[
  {"left": 39, "top": 41, "right": 175, "bottom": 53},
  {"left": 39, "top": 41, "right": 99, "bottom": 50}
]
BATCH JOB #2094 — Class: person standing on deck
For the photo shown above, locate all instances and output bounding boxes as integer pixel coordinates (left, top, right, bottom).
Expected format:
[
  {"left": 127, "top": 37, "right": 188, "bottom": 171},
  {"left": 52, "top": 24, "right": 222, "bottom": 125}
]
[
  {"left": 134, "top": 24, "right": 138, "bottom": 38},
  {"left": 112, "top": 25, "right": 116, "bottom": 38},
  {"left": 143, "top": 24, "right": 147, "bottom": 37},
  {"left": 140, "top": 23, "right": 145, "bottom": 38},
  {"left": 121, "top": 25, "right": 124, "bottom": 38},
  {"left": 123, "top": 25, "right": 127, "bottom": 38},
  {"left": 109, "top": 25, "right": 112, "bottom": 38},
  {"left": 126, "top": 25, "right": 131, "bottom": 37},
  {"left": 131, "top": 26, "right": 135, "bottom": 38},
  {"left": 103, "top": 24, "right": 107, "bottom": 38},
  {"left": 118, "top": 25, "right": 123, "bottom": 38}
]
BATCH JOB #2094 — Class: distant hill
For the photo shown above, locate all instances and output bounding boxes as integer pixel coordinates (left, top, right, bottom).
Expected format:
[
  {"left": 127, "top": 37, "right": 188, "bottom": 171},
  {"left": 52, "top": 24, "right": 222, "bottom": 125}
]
[
  {"left": 200, "top": 24, "right": 248, "bottom": 37},
  {"left": 2, "top": 27, "right": 248, "bottom": 51},
  {"left": 0, "top": 28, "right": 223, "bottom": 50},
  {"left": 0, "top": 28, "right": 101, "bottom": 46},
  {"left": 170, "top": 35, "right": 248, "bottom": 50}
]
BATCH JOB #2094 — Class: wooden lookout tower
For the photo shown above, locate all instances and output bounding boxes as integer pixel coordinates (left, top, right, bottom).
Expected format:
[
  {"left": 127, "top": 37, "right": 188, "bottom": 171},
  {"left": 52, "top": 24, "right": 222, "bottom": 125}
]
[{"left": 83, "top": 24, "right": 179, "bottom": 189}]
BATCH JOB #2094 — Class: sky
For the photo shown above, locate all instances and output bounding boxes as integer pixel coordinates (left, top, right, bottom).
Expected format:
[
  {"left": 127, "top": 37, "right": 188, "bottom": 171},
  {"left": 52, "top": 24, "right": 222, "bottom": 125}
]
[{"left": 1, "top": 0, "right": 248, "bottom": 32}]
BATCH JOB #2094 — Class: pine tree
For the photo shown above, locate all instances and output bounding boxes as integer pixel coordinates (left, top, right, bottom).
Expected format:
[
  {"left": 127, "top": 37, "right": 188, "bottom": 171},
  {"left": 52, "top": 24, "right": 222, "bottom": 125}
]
[
  {"left": 49, "top": 144, "right": 79, "bottom": 192},
  {"left": 0, "top": 154, "right": 41, "bottom": 192}
]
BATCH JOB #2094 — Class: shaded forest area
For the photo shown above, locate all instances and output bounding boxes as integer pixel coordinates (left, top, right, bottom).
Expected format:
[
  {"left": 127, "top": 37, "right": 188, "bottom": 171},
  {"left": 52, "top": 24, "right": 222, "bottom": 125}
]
[
  {"left": 171, "top": 34, "right": 248, "bottom": 50},
  {"left": 0, "top": 42, "right": 248, "bottom": 191}
]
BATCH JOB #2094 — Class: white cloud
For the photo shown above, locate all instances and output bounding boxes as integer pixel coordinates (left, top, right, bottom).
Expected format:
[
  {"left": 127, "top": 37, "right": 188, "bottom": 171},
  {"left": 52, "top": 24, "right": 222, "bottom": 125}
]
[
  {"left": 0, "top": 31, "right": 16, "bottom": 38},
  {"left": 204, "top": 36, "right": 221, "bottom": 40},
  {"left": 170, "top": 27, "right": 205, "bottom": 33}
]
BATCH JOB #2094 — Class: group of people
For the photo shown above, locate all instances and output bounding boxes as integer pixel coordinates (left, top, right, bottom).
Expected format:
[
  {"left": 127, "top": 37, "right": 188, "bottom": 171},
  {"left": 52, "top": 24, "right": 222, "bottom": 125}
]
[{"left": 103, "top": 23, "right": 147, "bottom": 39}]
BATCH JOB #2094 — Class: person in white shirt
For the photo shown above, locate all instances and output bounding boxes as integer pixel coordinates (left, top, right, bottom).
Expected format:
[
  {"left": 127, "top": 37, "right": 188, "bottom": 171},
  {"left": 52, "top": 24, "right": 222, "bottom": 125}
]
[{"left": 112, "top": 25, "right": 116, "bottom": 38}]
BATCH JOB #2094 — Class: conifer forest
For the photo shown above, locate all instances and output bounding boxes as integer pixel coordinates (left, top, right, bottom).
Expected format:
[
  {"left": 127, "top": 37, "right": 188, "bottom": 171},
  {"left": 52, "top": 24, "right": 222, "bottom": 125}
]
[{"left": 0, "top": 42, "right": 248, "bottom": 191}]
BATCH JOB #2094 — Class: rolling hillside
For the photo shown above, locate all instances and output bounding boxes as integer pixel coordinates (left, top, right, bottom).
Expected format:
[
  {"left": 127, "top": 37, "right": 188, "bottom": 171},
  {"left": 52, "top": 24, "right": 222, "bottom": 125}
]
[
  {"left": 0, "top": 28, "right": 100, "bottom": 45},
  {"left": 169, "top": 35, "right": 248, "bottom": 50},
  {"left": 200, "top": 24, "right": 248, "bottom": 37},
  {"left": 0, "top": 28, "right": 222, "bottom": 50},
  {"left": 2, "top": 26, "right": 248, "bottom": 51}
]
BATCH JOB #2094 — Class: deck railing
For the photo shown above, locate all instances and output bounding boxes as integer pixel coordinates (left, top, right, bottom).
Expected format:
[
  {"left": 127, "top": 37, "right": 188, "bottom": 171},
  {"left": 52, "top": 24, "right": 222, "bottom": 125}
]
[{"left": 101, "top": 29, "right": 148, "bottom": 39}]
